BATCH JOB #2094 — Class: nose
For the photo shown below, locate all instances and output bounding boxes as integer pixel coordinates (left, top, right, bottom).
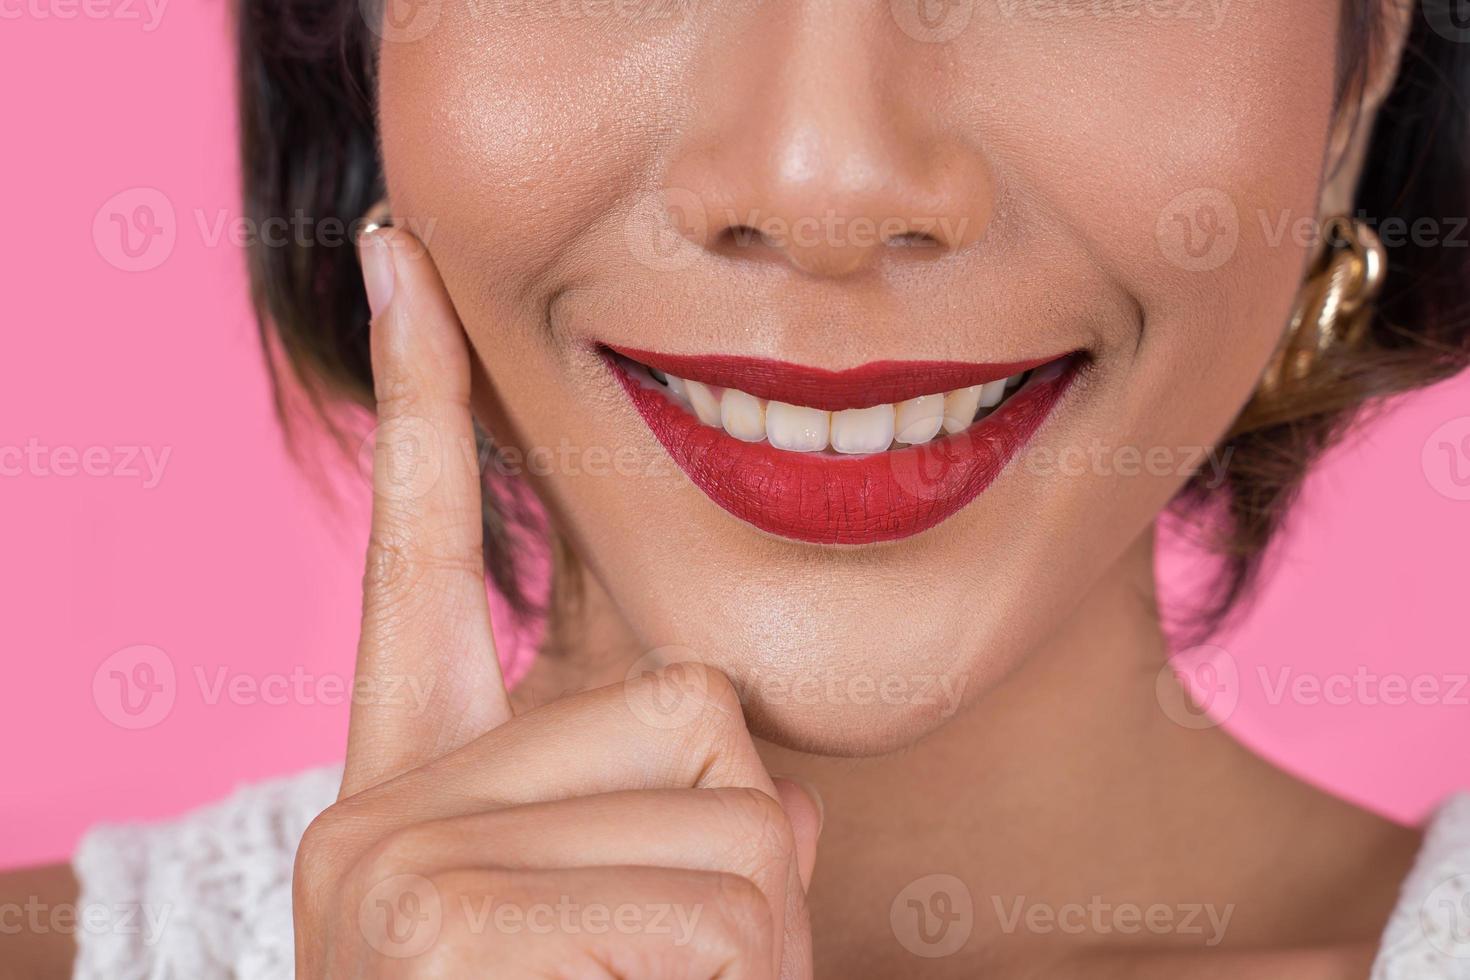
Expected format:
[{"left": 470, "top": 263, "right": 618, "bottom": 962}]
[{"left": 662, "top": 6, "right": 996, "bottom": 280}]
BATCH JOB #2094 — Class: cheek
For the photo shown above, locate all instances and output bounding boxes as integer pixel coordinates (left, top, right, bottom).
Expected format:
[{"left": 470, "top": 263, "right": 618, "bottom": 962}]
[
  {"left": 379, "top": 41, "right": 619, "bottom": 294},
  {"left": 976, "top": 7, "right": 1339, "bottom": 443},
  {"left": 975, "top": 11, "right": 1343, "bottom": 644},
  {"left": 374, "top": 11, "right": 708, "bottom": 473},
  {"left": 375, "top": 10, "right": 707, "bottom": 300}
]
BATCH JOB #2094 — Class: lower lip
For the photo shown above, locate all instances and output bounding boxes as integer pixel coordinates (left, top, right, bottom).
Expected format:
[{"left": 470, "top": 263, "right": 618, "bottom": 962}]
[{"left": 607, "top": 356, "right": 1079, "bottom": 546}]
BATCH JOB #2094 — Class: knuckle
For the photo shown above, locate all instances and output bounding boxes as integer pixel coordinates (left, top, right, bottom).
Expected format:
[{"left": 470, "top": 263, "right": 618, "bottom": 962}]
[
  {"left": 352, "top": 858, "right": 463, "bottom": 975},
  {"left": 692, "top": 663, "right": 742, "bottom": 713},
  {"left": 679, "top": 665, "right": 751, "bottom": 747},
  {"left": 701, "top": 871, "right": 774, "bottom": 960},
  {"left": 715, "top": 787, "right": 797, "bottom": 865},
  {"left": 642, "top": 661, "right": 741, "bottom": 727},
  {"left": 419, "top": 869, "right": 512, "bottom": 954},
  {"left": 351, "top": 825, "right": 420, "bottom": 894},
  {"left": 624, "top": 663, "right": 754, "bottom": 781},
  {"left": 374, "top": 371, "right": 471, "bottom": 425},
  {"left": 363, "top": 520, "right": 424, "bottom": 599},
  {"left": 293, "top": 806, "right": 354, "bottom": 909},
  {"left": 363, "top": 521, "right": 483, "bottom": 607},
  {"left": 373, "top": 368, "right": 426, "bottom": 419}
]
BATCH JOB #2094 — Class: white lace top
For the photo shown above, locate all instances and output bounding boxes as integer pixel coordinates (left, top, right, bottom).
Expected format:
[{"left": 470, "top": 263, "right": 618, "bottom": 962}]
[{"left": 71, "top": 770, "right": 1470, "bottom": 978}]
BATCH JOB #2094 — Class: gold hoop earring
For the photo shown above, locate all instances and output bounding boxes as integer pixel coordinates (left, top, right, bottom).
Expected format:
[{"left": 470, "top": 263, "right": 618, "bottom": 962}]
[{"left": 1256, "top": 214, "right": 1386, "bottom": 398}]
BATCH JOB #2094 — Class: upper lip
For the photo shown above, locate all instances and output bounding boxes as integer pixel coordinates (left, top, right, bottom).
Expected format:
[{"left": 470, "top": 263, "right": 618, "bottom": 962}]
[{"left": 601, "top": 344, "right": 1070, "bottom": 411}]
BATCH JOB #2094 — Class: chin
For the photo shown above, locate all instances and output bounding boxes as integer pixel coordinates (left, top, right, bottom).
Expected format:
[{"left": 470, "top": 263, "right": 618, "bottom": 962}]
[
  {"left": 738, "top": 674, "right": 981, "bottom": 758},
  {"left": 614, "top": 586, "right": 1015, "bottom": 757}
]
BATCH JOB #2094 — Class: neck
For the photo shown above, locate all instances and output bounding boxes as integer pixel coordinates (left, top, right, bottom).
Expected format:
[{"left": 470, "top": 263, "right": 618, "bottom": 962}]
[{"left": 520, "top": 523, "right": 1419, "bottom": 972}]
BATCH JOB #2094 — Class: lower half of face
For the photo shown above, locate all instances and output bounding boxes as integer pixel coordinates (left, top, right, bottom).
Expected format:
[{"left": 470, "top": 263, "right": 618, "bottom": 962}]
[{"left": 378, "top": 2, "right": 1342, "bottom": 754}]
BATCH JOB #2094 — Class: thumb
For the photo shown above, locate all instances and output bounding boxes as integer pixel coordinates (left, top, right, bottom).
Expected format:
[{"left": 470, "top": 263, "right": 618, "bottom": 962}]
[{"left": 773, "top": 776, "right": 824, "bottom": 892}]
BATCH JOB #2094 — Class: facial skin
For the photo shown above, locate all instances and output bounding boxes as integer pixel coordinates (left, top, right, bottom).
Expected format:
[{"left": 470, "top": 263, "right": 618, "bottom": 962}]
[{"left": 377, "top": 2, "right": 1358, "bottom": 756}]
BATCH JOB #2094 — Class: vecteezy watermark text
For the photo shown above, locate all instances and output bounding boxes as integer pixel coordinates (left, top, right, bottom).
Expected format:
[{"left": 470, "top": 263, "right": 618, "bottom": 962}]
[
  {"left": 0, "top": 439, "right": 171, "bottom": 488},
  {"left": 992, "top": 895, "right": 1234, "bottom": 947},
  {"left": 0, "top": 897, "right": 173, "bottom": 946}
]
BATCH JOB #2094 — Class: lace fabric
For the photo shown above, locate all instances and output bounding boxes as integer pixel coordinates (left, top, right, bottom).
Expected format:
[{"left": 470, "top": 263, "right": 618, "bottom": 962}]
[
  {"left": 71, "top": 772, "right": 1470, "bottom": 978},
  {"left": 1373, "top": 794, "right": 1470, "bottom": 979},
  {"left": 72, "top": 766, "right": 340, "bottom": 980}
]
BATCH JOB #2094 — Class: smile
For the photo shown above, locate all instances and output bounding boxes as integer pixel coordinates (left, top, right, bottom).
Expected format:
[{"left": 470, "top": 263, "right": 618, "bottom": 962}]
[{"left": 604, "top": 345, "right": 1081, "bottom": 545}]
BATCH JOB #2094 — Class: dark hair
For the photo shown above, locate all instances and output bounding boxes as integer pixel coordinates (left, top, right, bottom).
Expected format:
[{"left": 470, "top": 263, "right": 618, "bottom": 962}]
[
  {"left": 238, "top": 0, "right": 1470, "bottom": 633},
  {"left": 1172, "top": 0, "right": 1470, "bottom": 633},
  {"left": 237, "top": 0, "right": 548, "bottom": 619}
]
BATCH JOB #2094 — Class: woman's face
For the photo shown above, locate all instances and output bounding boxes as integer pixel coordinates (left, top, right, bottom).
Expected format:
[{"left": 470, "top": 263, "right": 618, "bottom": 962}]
[{"left": 376, "top": 2, "right": 1340, "bottom": 753}]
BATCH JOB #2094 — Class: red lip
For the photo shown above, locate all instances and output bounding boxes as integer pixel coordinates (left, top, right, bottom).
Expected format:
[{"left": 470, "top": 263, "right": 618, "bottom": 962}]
[
  {"left": 604, "top": 345, "right": 1057, "bottom": 412},
  {"left": 606, "top": 350, "right": 1080, "bottom": 545}
]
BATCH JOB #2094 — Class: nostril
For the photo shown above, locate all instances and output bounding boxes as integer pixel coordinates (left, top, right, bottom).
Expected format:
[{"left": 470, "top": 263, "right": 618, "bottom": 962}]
[
  {"left": 719, "top": 224, "right": 772, "bottom": 250},
  {"left": 885, "top": 230, "right": 943, "bottom": 250}
]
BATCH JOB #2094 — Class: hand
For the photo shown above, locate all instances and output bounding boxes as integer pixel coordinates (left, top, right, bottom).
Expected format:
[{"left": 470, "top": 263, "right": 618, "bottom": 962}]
[{"left": 291, "top": 225, "right": 823, "bottom": 979}]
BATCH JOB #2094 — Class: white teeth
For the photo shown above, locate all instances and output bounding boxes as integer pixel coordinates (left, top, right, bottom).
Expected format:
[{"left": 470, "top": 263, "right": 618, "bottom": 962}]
[
  {"left": 684, "top": 379, "right": 724, "bottom": 427},
  {"left": 978, "top": 379, "right": 1008, "bottom": 408},
  {"left": 831, "top": 404, "right": 896, "bottom": 455},
  {"left": 721, "top": 387, "right": 767, "bottom": 442},
  {"left": 942, "top": 386, "right": 983, "bottom": 434},
  {"left": 766, "top": 401, "right": 830, "bottom": 452},
  {"left": 646, "top": 361, "right": 1045, "bottom": 455},
  {"left": 894, "top": 394, "right": 945, "bottom": 446}
]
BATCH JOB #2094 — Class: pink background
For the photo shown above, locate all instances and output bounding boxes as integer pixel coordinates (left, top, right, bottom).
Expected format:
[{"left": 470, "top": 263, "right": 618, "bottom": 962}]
[{"left": 4, "top": 1, "right": 1470, "bottom": 869}]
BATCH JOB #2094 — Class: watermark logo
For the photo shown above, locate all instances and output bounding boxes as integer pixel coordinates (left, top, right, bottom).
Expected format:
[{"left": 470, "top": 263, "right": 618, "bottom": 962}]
[
  {"left": 991, "top": 0, "right": 1232, "bottom": 29},
  {"left": 1157, "top": 188, "right": 1239, "bottom": 272},
  {"left": 0, "top": 898, "right": 173, "bottom": 945},
  {"left": 0, "top": 440, "right": 171, "bottom": 487},
  {"left": 1420, "top": 874, "right": 1470, "bottom": 960},
  {"left": 624, "top": 187, "right": 707, "bottom": 273},
  {"left": 1156, "top": 643, "right": 1239, "bottom": 730},
  {"left": 890, "top": 873, "right": 974, "bottom": 958},
  {"left": 730, "top": 665, "right": 968, "bottom": 717},
  {"left": 623, "top": 647, "right": 712, "bottom": 731},
  {"left": 1423, "top": 416, "right": 1470, "bottom": 502},
  {"left": 0, "top": 0, "right": 170, "bottom": 30},
  {"left": 93, "top": 645, "right": 176, "bottom": 730},
  {"left": 93, "top": 657, "right": 436, "bottom": 729},
  {"left": 1423, "top": 0, "right": 1470, "bottom": 44},
  {"left": 890, "top": 0, "right": 975, "bottom": 42},
  {"left": 93, "top": 187, "right": 175, "bottom": 273},
  {"left": 358, "top": 416, "right": 448, "bottom": 503},
  {"left": 361, "top": 0, "right": 440, "bottom": 42},
  {"left": 992, "top": 895, "right": 1233, "bottom": 946},
  {"left": 887, "top": 431, "right": 970, "bottom": 503},
  {"left": 359, "top": 874, "right": 443, "bottom": 959}
]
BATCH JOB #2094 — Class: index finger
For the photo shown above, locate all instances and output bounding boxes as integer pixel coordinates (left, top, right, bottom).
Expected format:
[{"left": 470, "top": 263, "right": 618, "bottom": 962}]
[{"left": 341, "top": 224, "right": 514, "bottom": 798}]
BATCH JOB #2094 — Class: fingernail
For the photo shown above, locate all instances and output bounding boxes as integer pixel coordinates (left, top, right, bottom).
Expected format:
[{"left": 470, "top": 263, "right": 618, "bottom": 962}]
[{"left": 359, "top": 231, "right": 396, "bottom": 320}]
